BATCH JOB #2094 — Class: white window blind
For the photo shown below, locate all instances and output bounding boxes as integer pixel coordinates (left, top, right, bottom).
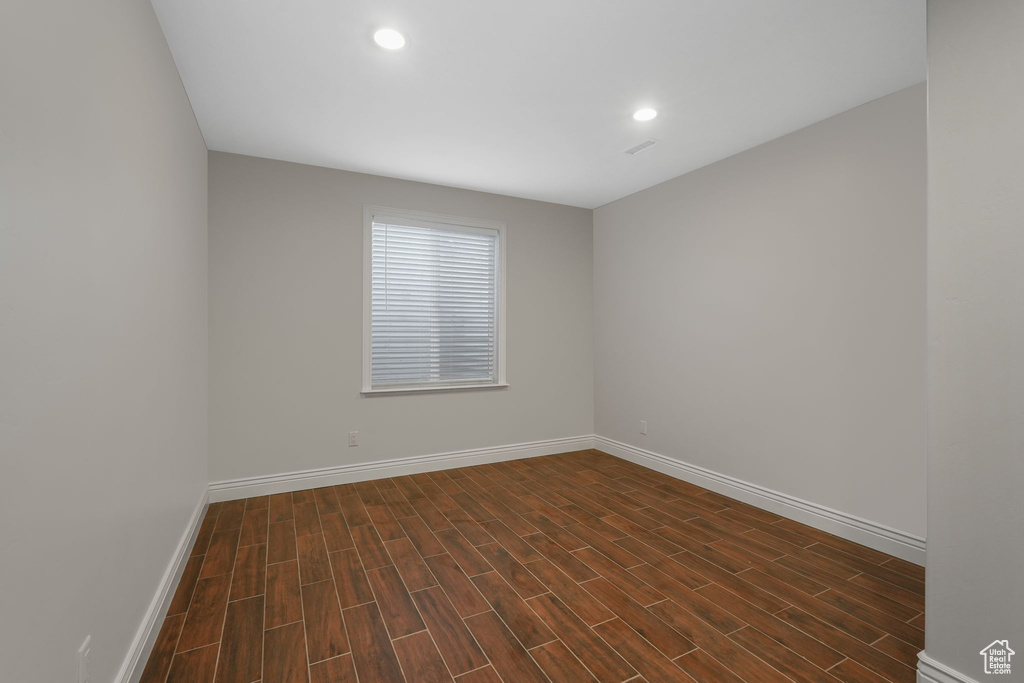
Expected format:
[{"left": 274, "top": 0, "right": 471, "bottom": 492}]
[{"left": 368, "top": 213, "right": 502, "bottom": 390}]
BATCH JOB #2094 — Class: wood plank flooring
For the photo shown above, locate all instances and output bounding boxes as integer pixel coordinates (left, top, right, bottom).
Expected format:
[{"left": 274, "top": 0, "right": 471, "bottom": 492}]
[{"left": 140, "top": 449, "right": 924, "bottom": 682}]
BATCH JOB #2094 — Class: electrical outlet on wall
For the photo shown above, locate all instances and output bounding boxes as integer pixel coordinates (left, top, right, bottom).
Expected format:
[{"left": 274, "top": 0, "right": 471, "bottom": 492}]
[
  {"left": 77, "top": 636, "right": 91, "bottom": 683},
  {"left": 348, "top": 431, "right": 359, "bottom": 447},
  {"left": 640, "top": 420, "right": 648, "bottom": 435}
]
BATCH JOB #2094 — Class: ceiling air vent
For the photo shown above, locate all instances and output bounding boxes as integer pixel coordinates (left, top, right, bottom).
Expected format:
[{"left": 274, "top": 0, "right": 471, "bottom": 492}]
[{"left": 624, "top": 139, "right": 658, "bottom": 155}]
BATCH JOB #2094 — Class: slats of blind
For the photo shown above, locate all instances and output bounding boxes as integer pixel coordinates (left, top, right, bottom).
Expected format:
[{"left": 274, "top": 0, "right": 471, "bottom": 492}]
[{"left": 371, "top": 219, "right": 498, "bottom": 388}]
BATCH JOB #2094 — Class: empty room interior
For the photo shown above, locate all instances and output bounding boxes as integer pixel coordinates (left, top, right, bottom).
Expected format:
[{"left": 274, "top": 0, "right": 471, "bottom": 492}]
[{"left": 3, "top": 1, "right": 1023, "bottom": 682}]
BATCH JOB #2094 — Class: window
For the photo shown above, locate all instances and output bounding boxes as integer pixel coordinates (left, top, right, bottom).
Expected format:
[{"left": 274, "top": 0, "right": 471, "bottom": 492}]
[{"left": 363, "top": 207, "right": 506, "bottom": 393}]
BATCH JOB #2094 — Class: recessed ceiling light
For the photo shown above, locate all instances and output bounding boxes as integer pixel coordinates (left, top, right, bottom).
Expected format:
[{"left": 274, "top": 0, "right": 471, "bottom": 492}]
[
  {"left": 633, "top": 108, "right": 658, "bottom": 122},
  {"left": 373, "top": 28, "right": 406, "bottom": 50}
]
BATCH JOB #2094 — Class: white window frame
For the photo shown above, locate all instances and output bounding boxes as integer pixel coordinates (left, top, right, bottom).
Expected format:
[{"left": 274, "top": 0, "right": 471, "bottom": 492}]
[{"left": 362, "top": 205, "right": 507, "bottom": 394}]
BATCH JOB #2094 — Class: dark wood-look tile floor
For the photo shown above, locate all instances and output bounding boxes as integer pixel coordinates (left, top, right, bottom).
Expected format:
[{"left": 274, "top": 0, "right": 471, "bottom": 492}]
[{"left": 140, "top": 450, "right": 924, "bottom": 683}]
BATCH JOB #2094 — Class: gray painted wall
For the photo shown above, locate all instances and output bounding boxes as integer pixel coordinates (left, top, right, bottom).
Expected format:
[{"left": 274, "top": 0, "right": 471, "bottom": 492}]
[
  {"left": 593, "top": 85, "right": 927, "bottom": 539},
  {"left": 208, "top": 152, "right": 594, "bottom": 483},
  {"left": 0, "top": 0, "right": 209, "bottom": 681},
  {"left": 925, "top": 1, "right": 1024, "bottom": 678}
]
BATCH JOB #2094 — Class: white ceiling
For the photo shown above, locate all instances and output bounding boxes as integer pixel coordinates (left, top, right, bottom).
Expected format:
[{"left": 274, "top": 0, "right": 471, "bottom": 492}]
[{"left": 152, "top": 0, "right": 925, "bottom": 209}]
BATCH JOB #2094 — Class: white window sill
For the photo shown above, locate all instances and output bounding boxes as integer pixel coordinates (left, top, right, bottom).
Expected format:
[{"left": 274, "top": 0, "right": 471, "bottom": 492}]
[{"left": 361, "top": 383, "right": 509, "bottom": 396}]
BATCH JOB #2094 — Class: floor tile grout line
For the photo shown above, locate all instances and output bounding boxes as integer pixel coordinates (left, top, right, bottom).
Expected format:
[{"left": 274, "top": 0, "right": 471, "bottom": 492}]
[
  {"left": 258, "top": 494, "right": 269, "bottom": 683},
  {"left": 576, "top": 577, "right": 699, "bottom": 667},
  {"left": 771, "top": 554, "right": 924, "bottom": 621},
  {"left": 519, "top": 532, "right": 701, "bottom": 678},
  {"left": 325, "top": 489, "right": 370, "bottom": 683},
  {"left": 410, "top": 478, "right": 562, "bottom": 679},
  {"left": 802, "top": 543, "right": 926, "bottom": 592},
  {"left": 571, "top": 464, "right": 874, "bottom": 679},
  {"left": 735, "top": 559, "right": 925, "bottom": 645},
  {"left": 375, "top": 535, "right": 460, "bottom": 683},
  {"left": 414, "top": 545, "right": 495, "bottom": 679},
  {"left": 209, "top": 515, "right": 242, "bottom": 683},
  {"left": 825, "top": 656, "right": 852, "bottom": 672},
  {"left": 333, "top": 548, "right": 362, "bottom": 683},
  {"left": 169, "top": 509, "right": 221, "bottom": 660},
  {"left": 307, "top": 487, "right": 359, "bottom": 678},
  {"left": 452, "top": 662, "right": 493, "bottom": 679},
  {"left": 289, "top": 503, "right": 313, "bottom": 683},
  {"left": 743, "top": 585, "right": 919, "bottom": 677},
  {"left": 172, "top": 640, "right": 225, "bottom": 658},
  {"left": 388, "top": 626, "right": 429, "bottom": 643},
  {"left": 869, "top": 629, "right": 923, "bottom": 652},
  {"left": 724, "top": 597, "right": 857, "bottom": 670},
  {"left": 158, "top": 508, "right": 218, "bottom": 682},
  {"left": 340, "top": 484, "right": 404, "bottom": 681},
  {"left": 151, "top": 453, "right": 922, "bottom": 683},
  {"left": 467, "top": 568, "right": 564, "bottom": 678}
]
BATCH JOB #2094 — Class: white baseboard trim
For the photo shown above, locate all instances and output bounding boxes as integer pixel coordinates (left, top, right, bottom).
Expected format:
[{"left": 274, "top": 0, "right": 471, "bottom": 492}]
[
  {"left": 114, "top": 433, "right": 931, "bottom": 681},
  {"left": 918, "top": 652, "right": 977, "bottom": 683},
  {"left": 593, "top": 435, "right": 926, "bottom": 565},
  {"left": 115, "top": 487, "right": 210, "bottom": 683},
  {"left": 208, "top": 435, "right": 596, "bottom": 503}
]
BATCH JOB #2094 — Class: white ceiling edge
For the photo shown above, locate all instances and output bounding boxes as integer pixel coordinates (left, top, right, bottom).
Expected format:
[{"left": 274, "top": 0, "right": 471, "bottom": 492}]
[
  {"left": 209, "top": 81, "right": 926, "bottom": 211},
  {"left": 152, "top": 0, "right": 925, "bottom": 209},
  {"left": 590, "top": 80, "right": 926, "bottom": 209}
]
